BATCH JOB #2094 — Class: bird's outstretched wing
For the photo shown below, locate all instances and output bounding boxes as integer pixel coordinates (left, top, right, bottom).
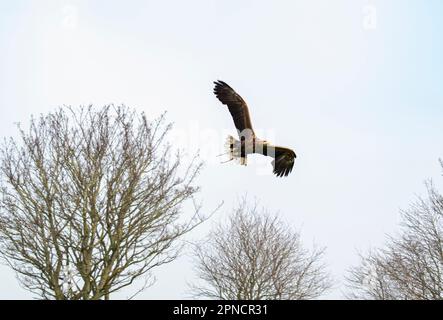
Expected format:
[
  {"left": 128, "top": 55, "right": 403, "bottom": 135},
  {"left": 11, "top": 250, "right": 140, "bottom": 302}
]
[
  {"left": 213, "top": 80, "right": 255, "bottom": 135},
  {"left": 271, "top": 146, "right": 296, "bottom": 177}
]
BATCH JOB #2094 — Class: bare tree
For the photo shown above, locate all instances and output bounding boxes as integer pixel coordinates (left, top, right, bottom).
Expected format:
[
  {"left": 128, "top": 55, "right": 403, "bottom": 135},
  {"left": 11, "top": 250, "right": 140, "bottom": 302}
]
[
  {"left": 346, "top": 165, "right": 443, "bottom": 300},
  {"left": 190, "top": 199, "right": 332, "bottom": 300},
  {"left": 0, "top": 105, "right": 207, "bottom": 300}
]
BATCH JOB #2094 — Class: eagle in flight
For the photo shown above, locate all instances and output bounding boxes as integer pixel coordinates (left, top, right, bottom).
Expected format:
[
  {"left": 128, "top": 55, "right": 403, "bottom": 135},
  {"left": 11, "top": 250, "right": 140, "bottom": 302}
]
[{"left": 213, "top": 80, "right": 296, "bottom": 177}]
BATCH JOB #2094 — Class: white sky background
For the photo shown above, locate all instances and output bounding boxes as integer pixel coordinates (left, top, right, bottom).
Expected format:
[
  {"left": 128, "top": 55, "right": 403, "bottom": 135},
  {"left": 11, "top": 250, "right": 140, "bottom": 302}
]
[{"left": 0, "top": 0, "right": 443, "bottom": 299}]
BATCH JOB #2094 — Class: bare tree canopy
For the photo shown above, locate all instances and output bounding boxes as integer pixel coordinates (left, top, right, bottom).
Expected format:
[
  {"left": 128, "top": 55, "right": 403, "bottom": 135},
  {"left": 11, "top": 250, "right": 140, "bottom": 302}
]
[
  {"left": 191, "top": 198, "right": 332, "bottom": 300},
  {"left": 0, "top": 105, "right": 206, "bottom": 300},
  {"left": 346, "top": 164, "right": 443, "bottom": 300}
]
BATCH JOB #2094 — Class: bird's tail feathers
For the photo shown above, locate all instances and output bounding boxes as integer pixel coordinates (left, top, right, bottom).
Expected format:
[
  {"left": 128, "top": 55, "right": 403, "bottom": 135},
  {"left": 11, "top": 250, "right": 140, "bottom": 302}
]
[{"left": 223, "top": 135, "right": 247, "bottom": 166}]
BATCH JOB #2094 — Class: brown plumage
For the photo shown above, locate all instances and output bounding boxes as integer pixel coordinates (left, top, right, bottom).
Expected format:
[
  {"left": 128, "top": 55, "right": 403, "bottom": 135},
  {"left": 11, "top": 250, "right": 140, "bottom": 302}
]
[
  {"left": 272, "top": 146, "right": 297, "bottom": 177},
  {"left": 213, "top": 80, "right": 255, "bottom": 135},
  {"left": 213, "top": 80, "right": 297, "bottom": 177}
]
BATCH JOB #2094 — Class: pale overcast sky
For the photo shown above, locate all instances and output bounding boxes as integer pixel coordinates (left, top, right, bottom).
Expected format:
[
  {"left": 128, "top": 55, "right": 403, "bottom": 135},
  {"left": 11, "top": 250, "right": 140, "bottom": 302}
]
[{"left": 1, "top": 0, "right": 442, "bottom": 299}]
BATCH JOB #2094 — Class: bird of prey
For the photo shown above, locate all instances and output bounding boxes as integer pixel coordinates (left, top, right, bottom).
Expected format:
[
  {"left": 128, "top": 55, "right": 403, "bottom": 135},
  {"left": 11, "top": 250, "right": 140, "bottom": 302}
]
[{"left": 213, "top": 80, "right": 296, "bottom": 177}]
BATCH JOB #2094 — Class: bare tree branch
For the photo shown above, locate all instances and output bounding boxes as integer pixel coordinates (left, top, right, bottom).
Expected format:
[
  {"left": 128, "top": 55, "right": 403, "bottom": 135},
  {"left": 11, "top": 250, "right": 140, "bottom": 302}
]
[
  {"left": 346, "top": 163, "right": 443, "bottom": 300},
  {"left": 0, "top": 105, "right": 207, "bottom": 300},
  {"left": 189, "top": 197, "right": 332, "bottom": 300}
]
